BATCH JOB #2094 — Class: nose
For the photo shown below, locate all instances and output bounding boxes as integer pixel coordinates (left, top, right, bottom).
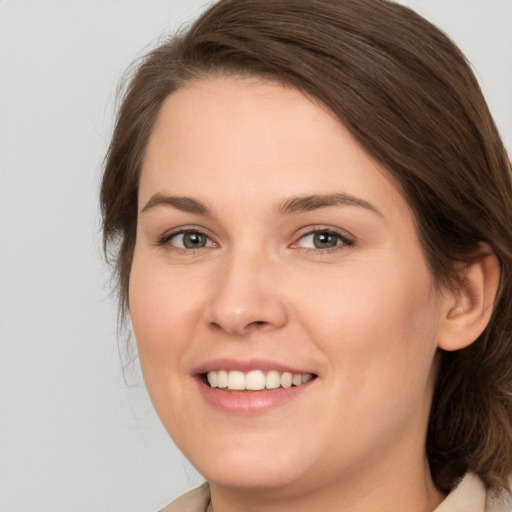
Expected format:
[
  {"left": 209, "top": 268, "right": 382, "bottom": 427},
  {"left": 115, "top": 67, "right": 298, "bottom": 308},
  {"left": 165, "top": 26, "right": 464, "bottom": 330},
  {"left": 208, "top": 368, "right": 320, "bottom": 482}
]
[{"left": 204, "top": 247, "right": 288, "bottom": 336}]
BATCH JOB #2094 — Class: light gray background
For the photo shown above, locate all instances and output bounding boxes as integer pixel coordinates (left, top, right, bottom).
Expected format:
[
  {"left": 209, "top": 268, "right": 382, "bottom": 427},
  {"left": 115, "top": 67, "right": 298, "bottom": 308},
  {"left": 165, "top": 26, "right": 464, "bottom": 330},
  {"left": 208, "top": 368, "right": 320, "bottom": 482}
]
[{"left": 0, "top": 1, "right": 511, "bottom": 511}]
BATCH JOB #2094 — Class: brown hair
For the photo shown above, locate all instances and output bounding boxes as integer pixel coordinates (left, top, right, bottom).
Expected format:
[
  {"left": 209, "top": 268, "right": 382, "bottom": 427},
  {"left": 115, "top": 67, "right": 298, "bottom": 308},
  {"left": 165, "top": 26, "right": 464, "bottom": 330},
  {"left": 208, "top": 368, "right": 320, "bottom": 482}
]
[{"left": 101, "top": 0, "right": 512, "bottom": 493}]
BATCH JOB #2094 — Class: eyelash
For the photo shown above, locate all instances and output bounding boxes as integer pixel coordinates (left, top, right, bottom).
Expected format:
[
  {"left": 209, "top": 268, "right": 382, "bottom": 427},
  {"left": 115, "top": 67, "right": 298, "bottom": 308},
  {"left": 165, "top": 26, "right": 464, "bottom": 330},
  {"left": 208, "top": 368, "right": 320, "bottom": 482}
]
[
  {"left": 157, "top": 228, "right": 217, "bottom": 253},
  {"left": 156, "top": 226, "right": 355, "bottom": 254},
  {"left": 293, "top": 227, "right": 355, "bottom": 254}
]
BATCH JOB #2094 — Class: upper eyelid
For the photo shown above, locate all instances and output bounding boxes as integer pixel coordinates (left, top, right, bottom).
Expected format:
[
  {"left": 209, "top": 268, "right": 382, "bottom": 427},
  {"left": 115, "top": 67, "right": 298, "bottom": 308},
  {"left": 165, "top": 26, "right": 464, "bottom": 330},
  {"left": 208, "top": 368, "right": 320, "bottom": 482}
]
[
  {"left": 168, "top": 228, "right": 209, "bottom": 238},
  {"left": 289, "top": 228, "right": 356, "bottom": 253},
  {"left": 158, "top": 226, "right": 215, "bottom": 242}
]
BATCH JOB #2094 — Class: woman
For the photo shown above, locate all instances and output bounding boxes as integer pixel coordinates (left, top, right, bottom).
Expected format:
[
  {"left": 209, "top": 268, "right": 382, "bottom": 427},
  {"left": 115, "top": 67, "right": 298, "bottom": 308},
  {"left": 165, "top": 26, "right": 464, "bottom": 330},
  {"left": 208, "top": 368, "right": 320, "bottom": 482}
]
[{"left": 101, "top": 0, "right": 512, "bottom": 510}]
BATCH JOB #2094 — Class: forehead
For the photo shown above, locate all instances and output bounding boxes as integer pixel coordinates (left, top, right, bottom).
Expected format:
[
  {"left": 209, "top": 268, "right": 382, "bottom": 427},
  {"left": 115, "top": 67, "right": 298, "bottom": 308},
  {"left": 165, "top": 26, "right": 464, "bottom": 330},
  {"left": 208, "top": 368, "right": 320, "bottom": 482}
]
[{"left": 140, "top": 77, "right": 410, "bottom": 219}]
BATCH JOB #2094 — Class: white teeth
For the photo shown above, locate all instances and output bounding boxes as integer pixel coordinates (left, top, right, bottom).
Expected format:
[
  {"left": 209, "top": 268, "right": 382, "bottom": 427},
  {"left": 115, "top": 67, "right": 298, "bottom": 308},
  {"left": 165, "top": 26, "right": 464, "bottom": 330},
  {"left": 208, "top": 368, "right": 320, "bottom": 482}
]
[
  {"left": 207, "top": 371, "right": 218, "bottom": 388},
  {"left": 245, "top": 370, "right": 266, "bottom": 391},
  {"left": 205, "top": 370, "right": 314, "bottom": 391},
  {"left": 227, "top": 370, "right": 245, "bottom": 390},
  {"left": 281, "top": 372, "right": 293, "bottom": 388},
  {"left": 217, "top": 370, "right": 228, "bottom": 389},
  {"left": 301, "top": 373, "right": 313, "bottom": 384},
  {"left": 265, "top": 370, "right": 281, "bottom": 389}
]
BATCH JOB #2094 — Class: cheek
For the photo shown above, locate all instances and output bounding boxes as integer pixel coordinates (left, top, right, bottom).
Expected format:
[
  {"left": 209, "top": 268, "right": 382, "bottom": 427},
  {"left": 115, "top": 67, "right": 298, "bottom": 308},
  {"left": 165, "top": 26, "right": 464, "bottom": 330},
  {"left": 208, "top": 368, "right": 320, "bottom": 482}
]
[
  {"left": 295, "top": 260, "right": 440, "bottom": 383},
  {"left": 128, "top": 254, "right": 205, "bottom": 434},
  {"left": 128, "top": 254, "right": 200, "bottom": 371},
  {"left": 294, "top": 261, "right": 441, "bottom": 452}
]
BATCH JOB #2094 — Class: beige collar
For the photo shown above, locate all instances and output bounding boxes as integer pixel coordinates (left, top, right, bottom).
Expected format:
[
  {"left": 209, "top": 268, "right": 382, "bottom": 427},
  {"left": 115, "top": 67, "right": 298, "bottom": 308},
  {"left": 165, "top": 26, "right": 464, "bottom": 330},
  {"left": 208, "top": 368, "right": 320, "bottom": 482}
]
[{"left": 434, "top": 473, "right": 485, "bottom": 512}]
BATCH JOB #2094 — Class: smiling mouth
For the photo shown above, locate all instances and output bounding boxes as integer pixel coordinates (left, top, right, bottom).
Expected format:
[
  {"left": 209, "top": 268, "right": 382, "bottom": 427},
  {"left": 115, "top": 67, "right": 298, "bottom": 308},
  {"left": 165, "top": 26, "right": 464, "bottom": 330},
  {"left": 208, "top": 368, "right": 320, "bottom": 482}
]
[{"left": 202, "top": 370, "right": 316, "bottom": 391}]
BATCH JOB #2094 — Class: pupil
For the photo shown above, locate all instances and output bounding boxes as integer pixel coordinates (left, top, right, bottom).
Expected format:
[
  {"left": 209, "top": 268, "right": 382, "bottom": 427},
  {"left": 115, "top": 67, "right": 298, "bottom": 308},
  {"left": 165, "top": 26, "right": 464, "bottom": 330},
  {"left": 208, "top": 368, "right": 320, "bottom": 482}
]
[
  {"left": 184, "top": 232, "right": 205, "bottom": 248},
  {"left": 314, "top": 232, "right": 337, "bottom": 248}
]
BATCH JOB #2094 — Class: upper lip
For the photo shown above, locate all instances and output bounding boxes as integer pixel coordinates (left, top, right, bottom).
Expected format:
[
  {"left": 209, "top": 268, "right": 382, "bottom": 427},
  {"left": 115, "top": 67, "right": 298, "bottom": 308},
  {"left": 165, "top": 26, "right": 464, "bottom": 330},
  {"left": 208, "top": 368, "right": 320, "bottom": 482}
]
[{"left": 192, "top": 358, "right": 316, "bottom": 376}]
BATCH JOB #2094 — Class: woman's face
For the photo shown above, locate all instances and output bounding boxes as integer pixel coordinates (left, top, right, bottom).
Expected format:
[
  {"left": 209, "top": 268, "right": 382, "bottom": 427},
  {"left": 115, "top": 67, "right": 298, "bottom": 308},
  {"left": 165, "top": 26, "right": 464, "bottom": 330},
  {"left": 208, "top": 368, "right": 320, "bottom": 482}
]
[{"left": 130, "top": 77, "right": 448, "bottom": 496}]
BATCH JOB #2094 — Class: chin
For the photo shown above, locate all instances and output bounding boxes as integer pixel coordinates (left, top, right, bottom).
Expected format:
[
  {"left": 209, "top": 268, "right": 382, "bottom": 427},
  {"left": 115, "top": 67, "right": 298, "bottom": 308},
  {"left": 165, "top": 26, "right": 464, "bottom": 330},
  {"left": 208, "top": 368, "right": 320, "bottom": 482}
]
[
  {"left": 183, "top": 437, "right": 310, "bottom": 490},
  {"left": 202, "top": 463, "right": 301, "bottom": 491}
]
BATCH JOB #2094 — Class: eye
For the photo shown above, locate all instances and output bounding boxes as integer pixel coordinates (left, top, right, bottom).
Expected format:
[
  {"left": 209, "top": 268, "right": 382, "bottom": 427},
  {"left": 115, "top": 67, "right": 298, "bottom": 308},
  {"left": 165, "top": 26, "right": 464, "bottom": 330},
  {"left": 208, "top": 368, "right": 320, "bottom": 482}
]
[
  {"left": 165, "top": 230, "right": 215, "bottom": 250},
  {"left": 295, "top": 229, "right": 354, "bottom": 250}
]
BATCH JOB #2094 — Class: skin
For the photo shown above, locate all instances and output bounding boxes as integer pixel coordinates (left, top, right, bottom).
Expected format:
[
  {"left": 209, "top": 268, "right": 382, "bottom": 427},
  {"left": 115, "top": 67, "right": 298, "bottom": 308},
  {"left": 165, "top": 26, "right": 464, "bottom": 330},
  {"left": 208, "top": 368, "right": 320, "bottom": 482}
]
[{"left": 129, "top": 77, "right": 494, "bottom": 512}]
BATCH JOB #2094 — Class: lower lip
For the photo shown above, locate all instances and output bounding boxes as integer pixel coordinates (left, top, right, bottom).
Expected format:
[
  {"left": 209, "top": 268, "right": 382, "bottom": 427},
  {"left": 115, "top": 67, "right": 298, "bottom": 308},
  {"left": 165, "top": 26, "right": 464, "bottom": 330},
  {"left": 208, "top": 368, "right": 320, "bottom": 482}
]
[{"left": 196, "top": 378, "right": 314, "bottom": 415}]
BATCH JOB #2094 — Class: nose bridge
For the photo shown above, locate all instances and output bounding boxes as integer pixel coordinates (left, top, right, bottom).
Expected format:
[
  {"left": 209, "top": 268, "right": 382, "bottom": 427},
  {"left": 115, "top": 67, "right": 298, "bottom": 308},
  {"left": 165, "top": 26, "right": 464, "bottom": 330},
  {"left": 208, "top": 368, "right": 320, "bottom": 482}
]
[{"left": 205, "top": 239, "right": 287, "bottom": 335}]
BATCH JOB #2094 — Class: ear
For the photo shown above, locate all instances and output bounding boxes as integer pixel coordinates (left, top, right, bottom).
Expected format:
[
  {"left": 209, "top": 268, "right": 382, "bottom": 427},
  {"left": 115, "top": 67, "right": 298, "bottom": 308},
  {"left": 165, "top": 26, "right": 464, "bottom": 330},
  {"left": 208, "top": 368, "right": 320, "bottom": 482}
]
[{"left": 438, "top": 244, "right": 500, "bottom": 352}]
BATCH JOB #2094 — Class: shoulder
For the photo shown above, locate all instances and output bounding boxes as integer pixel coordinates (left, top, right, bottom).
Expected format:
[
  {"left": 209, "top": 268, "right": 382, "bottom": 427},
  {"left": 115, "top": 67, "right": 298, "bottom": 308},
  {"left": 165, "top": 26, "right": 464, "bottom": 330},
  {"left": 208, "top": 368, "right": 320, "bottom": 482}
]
[
  {"left": 486, "top": 476, "right": 512, "bottom": 512},
  {"left": 159, "top": 482, "right": 211, "bottom": 512},
  {"left": 435, "top": 473, "right": 512, "bottom": 512}
]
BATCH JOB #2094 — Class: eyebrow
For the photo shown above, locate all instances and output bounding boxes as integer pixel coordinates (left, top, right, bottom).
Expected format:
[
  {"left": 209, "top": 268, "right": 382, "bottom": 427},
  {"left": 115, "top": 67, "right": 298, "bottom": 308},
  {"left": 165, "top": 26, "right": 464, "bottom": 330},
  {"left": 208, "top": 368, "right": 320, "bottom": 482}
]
[
  {"left": 141, "top": 194, "right": 212, "bottom": 216},
  {"left": 140, "top": 192, "right": 382, "bottom": 217},
  {"left": 275, "top": 193, "right": 382, "bottom": 217}
]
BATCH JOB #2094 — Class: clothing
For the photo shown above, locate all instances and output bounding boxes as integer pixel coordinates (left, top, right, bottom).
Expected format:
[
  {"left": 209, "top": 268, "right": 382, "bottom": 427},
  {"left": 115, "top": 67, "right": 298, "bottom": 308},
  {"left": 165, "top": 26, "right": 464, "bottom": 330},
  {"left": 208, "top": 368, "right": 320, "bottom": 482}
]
[{"left": 159, "top": 473, "right": 512, "bottom": 512}]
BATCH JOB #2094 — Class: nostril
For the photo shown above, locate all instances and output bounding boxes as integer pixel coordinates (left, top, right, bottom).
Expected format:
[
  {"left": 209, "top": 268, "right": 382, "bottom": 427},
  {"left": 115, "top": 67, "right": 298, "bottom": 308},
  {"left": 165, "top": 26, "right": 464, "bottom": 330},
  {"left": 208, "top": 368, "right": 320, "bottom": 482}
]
[{"left": 246, "top": 320, "right": 268, "bottom": 331}]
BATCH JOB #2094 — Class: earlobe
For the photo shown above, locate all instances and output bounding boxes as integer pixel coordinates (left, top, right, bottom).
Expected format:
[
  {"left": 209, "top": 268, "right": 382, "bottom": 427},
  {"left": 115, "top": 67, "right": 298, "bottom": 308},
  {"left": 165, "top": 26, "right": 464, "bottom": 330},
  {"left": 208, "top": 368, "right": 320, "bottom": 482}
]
[{"left": 438, "top": 245, "right": 500, "bottom": 352}]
